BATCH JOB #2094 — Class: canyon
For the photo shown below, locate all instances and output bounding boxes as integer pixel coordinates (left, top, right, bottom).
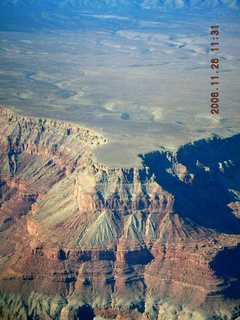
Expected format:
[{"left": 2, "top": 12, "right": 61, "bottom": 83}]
[{"left": 0, "top": 107, "right": 240, "bottom": 319}]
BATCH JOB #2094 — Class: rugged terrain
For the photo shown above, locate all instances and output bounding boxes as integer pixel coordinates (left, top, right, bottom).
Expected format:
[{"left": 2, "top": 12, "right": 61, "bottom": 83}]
[{"left": 0, "top": 107, "right": 240, "bottom": 319}]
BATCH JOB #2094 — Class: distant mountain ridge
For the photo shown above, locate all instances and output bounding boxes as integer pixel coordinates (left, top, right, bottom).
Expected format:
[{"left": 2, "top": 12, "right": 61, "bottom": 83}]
[
  {"left": 1, "top": 0, "right": 239, "bottom": 32},
  {"left": 1, "top": 0, "right": 240, "bottom": 9}
]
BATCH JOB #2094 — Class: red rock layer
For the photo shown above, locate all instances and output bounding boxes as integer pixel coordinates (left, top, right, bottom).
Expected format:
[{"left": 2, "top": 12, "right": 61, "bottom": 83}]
[{"left": 0, "top": 107, "right": 240, "bottom": 319}]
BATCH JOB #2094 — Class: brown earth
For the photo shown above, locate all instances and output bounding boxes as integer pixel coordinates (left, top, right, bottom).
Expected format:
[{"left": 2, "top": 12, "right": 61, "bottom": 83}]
[{"left": 0, "top": 107, "right": 240, "bottom": 319}]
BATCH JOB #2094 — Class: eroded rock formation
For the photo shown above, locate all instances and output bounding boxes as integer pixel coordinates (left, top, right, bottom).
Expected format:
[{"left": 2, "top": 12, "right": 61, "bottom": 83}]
[{"left": 0, "top": 107, "right": 240, "bottom": 319}]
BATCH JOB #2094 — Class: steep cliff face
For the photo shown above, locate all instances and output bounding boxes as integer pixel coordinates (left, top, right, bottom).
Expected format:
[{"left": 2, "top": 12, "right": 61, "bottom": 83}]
[{"left": 1, "top": 108, "right": 240, "bottom": 320}]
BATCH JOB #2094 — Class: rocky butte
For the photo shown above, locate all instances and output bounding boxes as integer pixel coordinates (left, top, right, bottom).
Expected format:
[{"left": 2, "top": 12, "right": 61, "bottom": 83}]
[{"left": 0, "top": 107, "right": 240, "bottom": 319}]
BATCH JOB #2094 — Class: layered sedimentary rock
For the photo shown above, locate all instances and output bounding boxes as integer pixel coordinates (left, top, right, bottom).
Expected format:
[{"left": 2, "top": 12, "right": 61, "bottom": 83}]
[{"left": 0, "top": 107, "right": 240, "bottom": 319}]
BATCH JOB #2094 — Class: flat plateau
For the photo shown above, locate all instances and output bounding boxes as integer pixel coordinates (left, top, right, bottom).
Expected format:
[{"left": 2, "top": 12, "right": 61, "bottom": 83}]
[{"left": 0, "top": 8, "right": 239, "bottom": 167}]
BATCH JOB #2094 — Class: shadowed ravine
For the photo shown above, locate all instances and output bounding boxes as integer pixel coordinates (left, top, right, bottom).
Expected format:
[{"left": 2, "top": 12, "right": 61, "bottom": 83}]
[{"left": 141, "top": 134, "right": 240, "bottom": 234}]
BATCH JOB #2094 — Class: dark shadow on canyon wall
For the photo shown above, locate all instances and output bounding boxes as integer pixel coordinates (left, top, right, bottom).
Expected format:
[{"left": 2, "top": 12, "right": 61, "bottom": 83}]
[
  {"left": 209, "top": 244, "right": 240, "bottom": 299},
  {"left": 77, "top": 305, "right": 95, "bottom": 320},
  {"left": 140, "top": 134, "right": 240, "bottom": 234}
]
